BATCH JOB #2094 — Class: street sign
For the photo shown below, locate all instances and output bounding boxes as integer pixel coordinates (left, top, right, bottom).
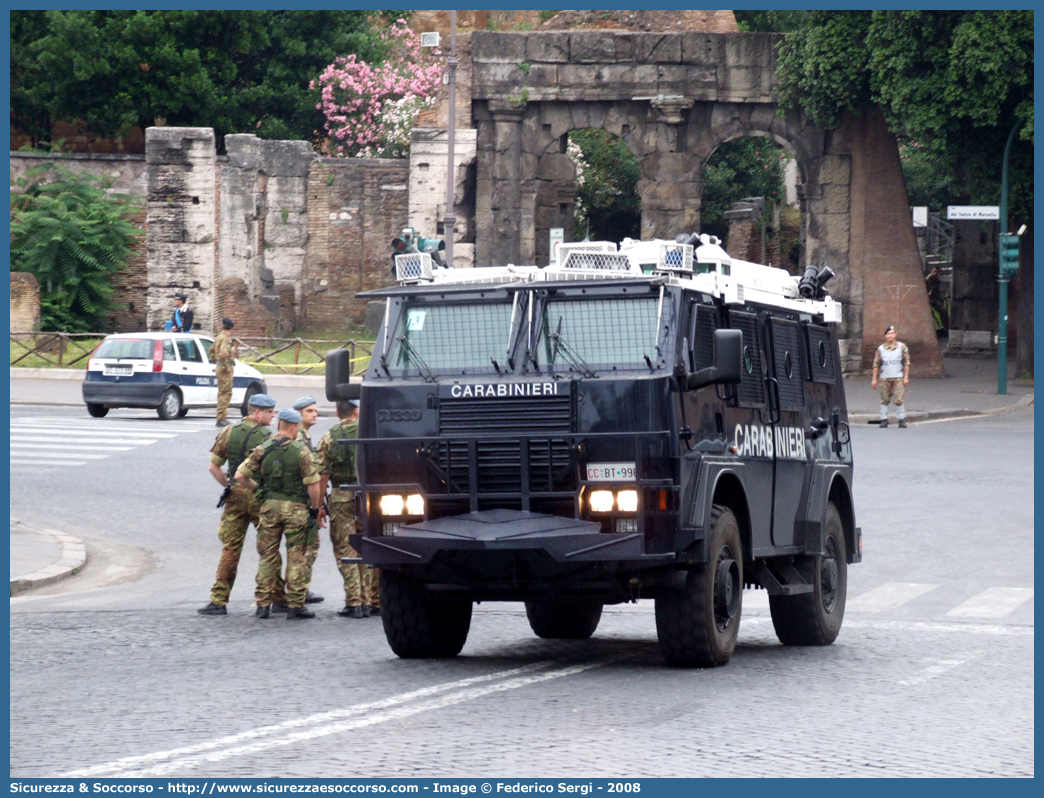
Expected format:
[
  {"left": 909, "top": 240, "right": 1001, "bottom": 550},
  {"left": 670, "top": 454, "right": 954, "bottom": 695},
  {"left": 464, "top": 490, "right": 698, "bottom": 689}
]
[
  {"left": 947, "top": 206, "right": 1000, "bottom": 220},
  {"left": 549, "top": 228, "right": 564, "bottom": 262}
]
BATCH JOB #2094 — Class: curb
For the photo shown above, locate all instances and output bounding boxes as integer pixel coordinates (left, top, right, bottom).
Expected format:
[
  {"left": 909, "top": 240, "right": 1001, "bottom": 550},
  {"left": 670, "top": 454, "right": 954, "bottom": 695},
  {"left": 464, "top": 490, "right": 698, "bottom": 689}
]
[
  {"left": 850, "top": 394, "right": 1032, "bottom": 425},
  {"left": 10, "top": 527, "right": 88, "bottom": 596}
]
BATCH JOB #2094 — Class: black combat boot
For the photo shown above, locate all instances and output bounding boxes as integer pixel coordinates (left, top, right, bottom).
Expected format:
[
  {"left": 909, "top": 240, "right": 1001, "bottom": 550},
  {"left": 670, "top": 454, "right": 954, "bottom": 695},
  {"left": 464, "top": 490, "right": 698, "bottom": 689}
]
[
  {"left": 879, "top": 419, "right": 889, "bottom": 428},
  {"left": 305, "top": 590, "right": 325, "bottom": 604},
  {"left": 271, "top": 602, "right": 289, "bottom": 613},
  {"left": 286, "top": 606, "right": 316, "bottom": 619},
  {"left": 898, "top": 419, "right": 908, "bottom": 428},
  {"left": 368, "top": 606, "right": 381, "bottom": 617},
  {"left": 256, "top": 605, "right": 271, "bottom": 619},
  {"left": 197, "top": 602, "right": 227, "bottom": 616},
  {"left": 336, "top": 605, "right": 356, "bottom": 617}
]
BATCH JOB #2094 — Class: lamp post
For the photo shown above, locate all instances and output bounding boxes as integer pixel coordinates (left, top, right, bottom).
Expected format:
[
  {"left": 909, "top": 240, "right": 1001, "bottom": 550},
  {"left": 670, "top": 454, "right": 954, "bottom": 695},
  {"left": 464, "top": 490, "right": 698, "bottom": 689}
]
[
  {"left": 997, "top": 121, "right": 1020, "bottom": 395},
  {"left": 443, "top": 10, "right": 458, "bottom": 268}
]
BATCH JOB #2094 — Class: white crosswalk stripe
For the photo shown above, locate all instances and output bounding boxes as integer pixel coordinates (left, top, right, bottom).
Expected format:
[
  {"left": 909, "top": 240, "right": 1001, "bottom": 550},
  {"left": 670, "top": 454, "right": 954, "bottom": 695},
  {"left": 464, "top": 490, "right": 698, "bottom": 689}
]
[
  {"left": 846, "top": 582, "right": 939, "bottom": 614},
  {"left": 945, "top": 587, "right": 1034, "bottom": 619},
  {"left": 10, "top": 415, "right": 218, "bottom": 471},
  {"left": 741, "top": 582, "right": 1032, "bottom": 624}
]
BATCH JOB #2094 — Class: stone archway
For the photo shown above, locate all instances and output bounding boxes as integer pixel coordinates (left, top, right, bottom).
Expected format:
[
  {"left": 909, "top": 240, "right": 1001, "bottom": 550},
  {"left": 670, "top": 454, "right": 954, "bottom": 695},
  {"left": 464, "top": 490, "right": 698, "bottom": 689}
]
[{"left": 466, "top": 30, "right": 943, "bottom": 376}]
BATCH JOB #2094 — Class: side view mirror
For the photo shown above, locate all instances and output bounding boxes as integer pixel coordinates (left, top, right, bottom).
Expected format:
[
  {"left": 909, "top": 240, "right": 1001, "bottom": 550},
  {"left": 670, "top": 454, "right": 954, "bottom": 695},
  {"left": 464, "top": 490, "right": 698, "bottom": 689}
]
[
  {"left": 325, "top": 349, "right": 361, "bottom": 401},
  {"left": 686, "top": 329, "right": 743, "bottom": 391}
]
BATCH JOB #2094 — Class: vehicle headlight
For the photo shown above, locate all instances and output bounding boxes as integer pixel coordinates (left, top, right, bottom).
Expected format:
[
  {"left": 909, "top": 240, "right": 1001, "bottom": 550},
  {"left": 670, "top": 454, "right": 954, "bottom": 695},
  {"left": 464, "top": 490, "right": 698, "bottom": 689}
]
[
  {"left": 405, "top": 494, "right": 425, "bottom": 516},
  {"left": 616, "top": 489, "right": 638, "bottom": 513},
  {"left": 379, "top": 494, "right": 405, "bottom": 516},
  {"left": 589, "top": 490, "right": 615, "bottom": 513}
]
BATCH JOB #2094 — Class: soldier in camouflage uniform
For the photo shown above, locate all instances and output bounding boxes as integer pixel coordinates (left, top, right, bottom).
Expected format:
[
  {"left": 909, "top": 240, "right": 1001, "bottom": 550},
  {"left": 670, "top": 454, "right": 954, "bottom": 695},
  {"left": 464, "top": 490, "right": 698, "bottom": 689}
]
[
  {"left": 315, "top": 399, "right": 379, "bottom": 618},
  {"left": 292, "top": 395, "right": 325, "bottom": 605},
  {"left": 197, "top": 392, "right": 278, "bottom": 616},
  {"left": 871, "top": 325, "right": 911, "bottom": 428},
  {"left": 236, "top": 407, "right": 327, "bottom": 620},
  {"left": 212, "top": 317, "right": 238, "bottom": 427}
]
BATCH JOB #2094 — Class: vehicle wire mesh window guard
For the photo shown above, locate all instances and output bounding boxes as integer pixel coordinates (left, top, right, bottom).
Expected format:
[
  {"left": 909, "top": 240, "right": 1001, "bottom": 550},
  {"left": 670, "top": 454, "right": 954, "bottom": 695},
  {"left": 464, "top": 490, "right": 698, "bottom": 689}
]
[
  {"left": 771, "top": 318, "right": 805, "bottom": 410},
  {"left": 728, "top": 311, "right": 765, "bottom": 408},
  {"left": 390, "top": 302, "right": 514, "bottom": 372},
  {"left": 805, "top": 324, "right": 836, "bottom": 383},
  {"left": 539, "top": 298, "right": 659, "bottom": 368}
]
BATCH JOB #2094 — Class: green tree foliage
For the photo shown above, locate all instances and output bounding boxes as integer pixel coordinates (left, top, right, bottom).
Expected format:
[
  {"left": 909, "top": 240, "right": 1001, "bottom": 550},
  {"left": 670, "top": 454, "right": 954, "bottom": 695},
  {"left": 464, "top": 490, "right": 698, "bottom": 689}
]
[
  {"left": 700, "top": 137, "right": 788, "bottom": 242},
  {"left": 11, "top": 10, "right": 388, "bottom": 148},
  {"left": 777, "top": 11, "right": 1033, "bottom": 222},
  {"left": 567, "top": 129, "right": 641, "bottom": 243},
  {"left": 11, "top": 161, "right": 143, "bottom": 332}
]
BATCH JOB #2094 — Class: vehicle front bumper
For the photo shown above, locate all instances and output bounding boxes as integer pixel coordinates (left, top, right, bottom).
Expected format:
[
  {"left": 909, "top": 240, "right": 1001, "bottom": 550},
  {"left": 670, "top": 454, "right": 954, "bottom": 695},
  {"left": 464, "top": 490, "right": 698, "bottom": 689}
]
[{"left": 350, "top": 509, "right": 654, "bottom": 567}]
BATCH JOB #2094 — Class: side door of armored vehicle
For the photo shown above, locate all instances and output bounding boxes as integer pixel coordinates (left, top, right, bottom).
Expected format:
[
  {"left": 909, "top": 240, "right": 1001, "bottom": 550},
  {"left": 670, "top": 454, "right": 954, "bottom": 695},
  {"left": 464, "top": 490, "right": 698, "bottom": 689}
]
[
  {"left": 763, "top": 313, "right": 810, "bottom": 548},
  {"left": 722, "top": 309, "right": 775, "bottom": 554}
]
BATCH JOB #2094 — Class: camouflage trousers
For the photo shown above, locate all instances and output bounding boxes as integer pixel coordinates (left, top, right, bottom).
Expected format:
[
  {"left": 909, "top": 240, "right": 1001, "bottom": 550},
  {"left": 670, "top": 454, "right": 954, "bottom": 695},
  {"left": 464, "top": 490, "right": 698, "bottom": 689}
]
[
  {"left": 255, "top": 500, "right": 313, "bottom": 608},
  {"left": 209, "top": 488, "right": 286, "bottom": 605},
  {"left": 215, "top": 366, "right": 234, "bottom": 421},
  {"left": 879, "top": 378, "right": 905, "bottom": 406},
  {"left": 329, "top": 500, "right": 378, "bottom": 607}
]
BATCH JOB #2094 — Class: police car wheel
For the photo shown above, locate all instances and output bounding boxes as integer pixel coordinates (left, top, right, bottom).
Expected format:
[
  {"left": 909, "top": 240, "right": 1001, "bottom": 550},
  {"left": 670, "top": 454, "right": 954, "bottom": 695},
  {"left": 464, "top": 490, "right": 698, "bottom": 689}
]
[
  {"left": 525, "top": 599, "right": 603, "bottom": 639},
  {"left": 655, "top": 505, "right": 742, "bottom": 668},
  {"left": 156, "top": 388, "right": 183, "bottom": 420},
  {"left": 379, "top": 570, "right": 472, "bottom": 658},
  {"left": 177, "top": 407, "right": 190, "bottom": 418},
  {"left": 86, "top": 403, "right": 109, "bottom": 418},
  {"left": 769, "top": 501, "right": 848, "bottom": 646},
  {"left": 241, "top": 384, "right": 261, "bottom": 417}
]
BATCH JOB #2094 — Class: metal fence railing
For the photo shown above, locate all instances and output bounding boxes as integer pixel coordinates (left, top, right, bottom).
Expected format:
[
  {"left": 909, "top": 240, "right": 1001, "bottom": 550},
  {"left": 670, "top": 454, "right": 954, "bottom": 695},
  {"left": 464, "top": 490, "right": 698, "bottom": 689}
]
[{"left": 10, "top": 332, "right": 103, "bottom": 368}]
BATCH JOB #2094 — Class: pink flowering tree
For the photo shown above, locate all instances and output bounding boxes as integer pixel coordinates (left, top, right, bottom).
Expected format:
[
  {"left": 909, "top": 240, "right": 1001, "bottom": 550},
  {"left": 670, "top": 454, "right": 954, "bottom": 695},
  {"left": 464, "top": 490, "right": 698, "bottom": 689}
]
[{"left": 312, "top": 20, "right": 442, "bottom": 158}]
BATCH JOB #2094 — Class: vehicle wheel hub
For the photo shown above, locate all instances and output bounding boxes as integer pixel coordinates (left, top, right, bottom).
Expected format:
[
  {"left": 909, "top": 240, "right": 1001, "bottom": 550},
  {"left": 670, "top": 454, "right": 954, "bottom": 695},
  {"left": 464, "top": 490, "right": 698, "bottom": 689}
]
[{"left": 714, "top": 555, "right": 740, "bottom": 631}]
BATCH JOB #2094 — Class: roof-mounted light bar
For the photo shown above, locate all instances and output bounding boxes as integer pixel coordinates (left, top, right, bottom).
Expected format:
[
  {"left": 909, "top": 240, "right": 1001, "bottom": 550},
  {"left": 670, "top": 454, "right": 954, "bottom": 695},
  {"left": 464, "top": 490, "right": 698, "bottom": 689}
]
[
  {"left": 655, "top": 243, "right": 694, "bottom": 274},
  {"left": 561, "top": 251, "right": 634, "bottom": 272},
  {"left": 395, "top": 252, "right": 434, "bottom": 283},
  {"left": 556, "top": 241, "right": 617, "bottom": 267}
]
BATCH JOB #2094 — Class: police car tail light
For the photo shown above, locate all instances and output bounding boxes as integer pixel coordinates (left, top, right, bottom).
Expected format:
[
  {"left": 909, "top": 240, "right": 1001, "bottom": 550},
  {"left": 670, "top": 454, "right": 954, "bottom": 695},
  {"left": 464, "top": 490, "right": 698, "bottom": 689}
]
[
  {"left": 152, "top": 339, "right": 163, "bottom": 372},
  {"left": 617, "top": 490, "right": 639, "bottom": 513},
  {"left": 589, "top": 490, "right": 615, "bottom": 513},
  {"left": 405, "top": 494, "right": 425, "bottom": 516},
  {"left": 379, "top": 494, "right": 405, "bottom": 516}
]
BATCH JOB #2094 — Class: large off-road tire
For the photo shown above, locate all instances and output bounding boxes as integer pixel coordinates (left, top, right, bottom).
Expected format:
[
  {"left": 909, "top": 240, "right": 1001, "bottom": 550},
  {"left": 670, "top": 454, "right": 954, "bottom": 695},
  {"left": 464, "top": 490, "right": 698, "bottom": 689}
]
[
  {"left": 86, "top": 403, "right": 109, "bottom": 418},
  {"left": 156, "top": 388, "right": 183, "bottom": 420},
  {"left": 655, "top": 505, "right": 742, "bottom": 667},
  {"left": 380, "top": 571, "right": 473, "bottom": 658},
  {"left": 525, "top": 599, "right": 603, "bottom": 639},
  {"left": 769, "top": 502, "right": 847, "bottom": 646},
  {"left": 241, "top": 383, "right": 261, "bottom": 418}
]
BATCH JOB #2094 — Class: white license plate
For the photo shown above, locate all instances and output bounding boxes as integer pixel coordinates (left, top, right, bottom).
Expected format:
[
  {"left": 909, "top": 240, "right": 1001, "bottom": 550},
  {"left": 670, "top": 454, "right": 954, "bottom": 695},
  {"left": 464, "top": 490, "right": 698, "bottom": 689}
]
[
  {"left": 585, "top": 462, "right": 637, "bottom": 482},
  {"left": 104, "top": 365, "right": 133, "bottom": 376}
]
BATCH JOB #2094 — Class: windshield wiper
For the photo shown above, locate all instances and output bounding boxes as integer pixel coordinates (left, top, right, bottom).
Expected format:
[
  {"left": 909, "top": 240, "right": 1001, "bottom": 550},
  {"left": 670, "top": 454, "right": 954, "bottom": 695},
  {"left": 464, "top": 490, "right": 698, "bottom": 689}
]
[
  {"left": 395, "top": 336, "right": 436, "bottom": 383},
  {"left": 549, "top": 316, "right": 597, "bottom": 378}
]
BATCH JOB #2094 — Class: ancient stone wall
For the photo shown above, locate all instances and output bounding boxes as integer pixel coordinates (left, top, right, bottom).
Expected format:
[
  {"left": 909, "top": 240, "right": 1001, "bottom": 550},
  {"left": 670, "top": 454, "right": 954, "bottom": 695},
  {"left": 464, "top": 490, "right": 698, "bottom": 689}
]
[
  {"left": 301, "top": 158, "right": 410, "bottom": 330},
  {"left": 842, "top": 109, "right": 942, "bottom": 376},
  {"left": 145, "top": 127, "right": 217, "bottom": 332},
  {"left": 10, "top": 273, "right": 40, "bottom": 332},
  {"left": 469, "top": 30, "right": 942, "bottom": 375}
]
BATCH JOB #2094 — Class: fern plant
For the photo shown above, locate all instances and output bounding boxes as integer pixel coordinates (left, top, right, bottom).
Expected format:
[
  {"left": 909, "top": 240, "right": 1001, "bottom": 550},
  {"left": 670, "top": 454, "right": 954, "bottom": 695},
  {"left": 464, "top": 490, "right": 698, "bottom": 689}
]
[{"left": 11, "top": 161, "right": 142, "bottom": 331}]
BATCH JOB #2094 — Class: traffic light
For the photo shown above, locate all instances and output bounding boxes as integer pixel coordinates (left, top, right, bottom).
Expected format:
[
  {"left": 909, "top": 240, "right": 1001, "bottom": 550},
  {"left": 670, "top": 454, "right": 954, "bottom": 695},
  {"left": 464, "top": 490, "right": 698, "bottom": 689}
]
[
  {"left": 416, "top": 236, "right": 446, "bottom": 267},
  {"left": 999, "top": 232, "right": 1021, "bottom": 278}
]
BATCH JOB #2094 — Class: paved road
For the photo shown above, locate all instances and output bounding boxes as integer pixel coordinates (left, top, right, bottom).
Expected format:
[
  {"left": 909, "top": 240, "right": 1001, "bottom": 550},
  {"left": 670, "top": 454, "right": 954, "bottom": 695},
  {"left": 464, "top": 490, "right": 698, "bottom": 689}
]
[{"left": 9, "top": 406, "right": 1034, "bottom": 777}]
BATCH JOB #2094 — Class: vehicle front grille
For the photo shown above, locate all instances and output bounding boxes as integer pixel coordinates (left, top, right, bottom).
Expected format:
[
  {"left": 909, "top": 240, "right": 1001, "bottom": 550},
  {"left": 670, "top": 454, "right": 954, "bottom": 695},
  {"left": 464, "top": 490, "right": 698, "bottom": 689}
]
[{"left": 438, "top": 394, "right": 572, "bottom": 495}]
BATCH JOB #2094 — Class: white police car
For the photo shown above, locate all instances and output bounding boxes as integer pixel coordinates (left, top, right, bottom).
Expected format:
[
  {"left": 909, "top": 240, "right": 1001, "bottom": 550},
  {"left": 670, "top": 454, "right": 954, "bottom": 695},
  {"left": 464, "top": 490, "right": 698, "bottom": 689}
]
[{"left": 82, "top": 332, "right": 267, "bottom": 419}]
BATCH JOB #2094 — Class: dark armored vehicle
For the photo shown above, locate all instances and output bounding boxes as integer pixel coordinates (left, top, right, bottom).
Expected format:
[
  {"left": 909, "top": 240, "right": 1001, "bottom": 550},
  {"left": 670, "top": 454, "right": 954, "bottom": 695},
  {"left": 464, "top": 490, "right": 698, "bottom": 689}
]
[{"left": 326, "top": 234, "right": 860, "bottom": 667}]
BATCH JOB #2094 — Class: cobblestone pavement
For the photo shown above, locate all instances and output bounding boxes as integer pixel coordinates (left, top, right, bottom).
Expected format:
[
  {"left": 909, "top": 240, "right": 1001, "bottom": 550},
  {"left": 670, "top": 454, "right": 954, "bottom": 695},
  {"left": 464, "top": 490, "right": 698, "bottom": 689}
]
[
  {"left": 9, "top": 407, "right": 1033, "bottom": 778},
  {"left": 10, "top": 604, "right": 1032, "bottom": 777}
]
